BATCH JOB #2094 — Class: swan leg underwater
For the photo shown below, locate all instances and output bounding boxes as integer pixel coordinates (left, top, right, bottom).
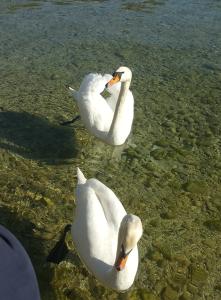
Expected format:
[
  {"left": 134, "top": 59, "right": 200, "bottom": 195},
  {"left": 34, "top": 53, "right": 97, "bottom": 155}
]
[
  {"left": 48, "top": 168, "right": 143, "bottom": 291},
  {"left": 67, "top": 66, "right": 134, "bottom": 146},
  {"left": 60, "top": 115, "right": 80, "bottom": 126}
]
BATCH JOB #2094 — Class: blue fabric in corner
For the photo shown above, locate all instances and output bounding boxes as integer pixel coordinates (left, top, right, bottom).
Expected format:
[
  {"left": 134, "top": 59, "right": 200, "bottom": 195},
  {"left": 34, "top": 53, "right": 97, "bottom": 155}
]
[{"left": 0, "top": 225, "right": 41, "bottom": 300}]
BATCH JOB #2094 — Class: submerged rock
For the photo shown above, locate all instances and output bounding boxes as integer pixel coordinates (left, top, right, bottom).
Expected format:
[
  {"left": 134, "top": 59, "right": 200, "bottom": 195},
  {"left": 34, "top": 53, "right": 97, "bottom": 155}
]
[
  {"left": 162, "top": 285, "right": 179, "bottom": 300},
  {"left": 203, "top": 219, "right": 221, "bottom": 232},
  {"left": 179, "top": 290, "right": 193, "bottom": 300},
  {"left": 150, "top": 148, "right": 167, "bottom": 160},
  {"left": 127, "top": 288, "right": 160, "bottom": 300},
  {"left": 190, "top": 265, "right": 208, "bottom": 286},
  {"left": 183, "top": 181, "right": 208, "bottom": 194}
]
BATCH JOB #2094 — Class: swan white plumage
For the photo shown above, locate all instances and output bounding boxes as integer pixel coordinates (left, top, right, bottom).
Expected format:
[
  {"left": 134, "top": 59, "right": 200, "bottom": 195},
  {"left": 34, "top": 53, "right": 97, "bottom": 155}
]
[
  {"left": 71, "top": 168, "right": 143, "bottom": 291},
  {"left": 69, "top": 66, "right": 134, "bottom": 146}
]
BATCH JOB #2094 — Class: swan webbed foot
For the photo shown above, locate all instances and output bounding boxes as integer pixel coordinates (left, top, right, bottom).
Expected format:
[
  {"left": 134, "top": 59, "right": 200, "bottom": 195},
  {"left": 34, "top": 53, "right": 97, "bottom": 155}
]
[
  {"left": 47, "top": 224, "right": 72, "bottom": 264},
  {"left": 60, "top": 115, "right": 81, "bottom": 126}
]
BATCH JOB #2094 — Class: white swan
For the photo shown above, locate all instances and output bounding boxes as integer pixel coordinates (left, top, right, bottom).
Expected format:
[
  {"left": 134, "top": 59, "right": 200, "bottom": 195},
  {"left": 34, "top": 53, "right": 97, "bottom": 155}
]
[
  {"left": 71, "top": 168, "right": 143, "bottom": 291},
  {"left": 69, "top": 66, "right": 134, "bottom": 146}
]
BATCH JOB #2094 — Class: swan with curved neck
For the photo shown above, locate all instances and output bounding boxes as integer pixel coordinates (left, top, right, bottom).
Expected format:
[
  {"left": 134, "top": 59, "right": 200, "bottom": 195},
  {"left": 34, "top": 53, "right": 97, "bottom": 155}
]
[
  {"left": 70, "top": 66, "right": 134, "bottom": 145},
  {"left": 71, "top": 168, "right": 143, "bottom": 291}
]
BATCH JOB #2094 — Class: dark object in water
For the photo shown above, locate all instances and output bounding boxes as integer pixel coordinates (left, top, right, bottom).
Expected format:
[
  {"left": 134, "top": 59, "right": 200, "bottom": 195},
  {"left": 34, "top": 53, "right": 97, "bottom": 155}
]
[
  {"left": 60, "top": 115, "right": 81, "bottom": 126},
  {"left": 47, "top": 224, "right": 72, "bottom": 263}
]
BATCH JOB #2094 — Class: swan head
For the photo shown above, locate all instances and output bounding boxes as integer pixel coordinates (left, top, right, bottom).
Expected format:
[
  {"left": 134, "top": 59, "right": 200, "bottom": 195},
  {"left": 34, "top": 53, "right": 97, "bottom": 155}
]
[
  {"left": 105, "top": 66, "right": 132, "bottom": 88},
  {"left": 115, "top": 214, "right": 143, "bottom": 271}
]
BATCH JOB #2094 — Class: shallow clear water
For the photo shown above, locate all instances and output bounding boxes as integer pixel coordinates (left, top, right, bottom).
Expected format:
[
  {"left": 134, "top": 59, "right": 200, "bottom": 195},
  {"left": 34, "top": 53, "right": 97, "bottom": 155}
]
[{"left": 0, "top": 0, "right": 221, "bottom": 299}]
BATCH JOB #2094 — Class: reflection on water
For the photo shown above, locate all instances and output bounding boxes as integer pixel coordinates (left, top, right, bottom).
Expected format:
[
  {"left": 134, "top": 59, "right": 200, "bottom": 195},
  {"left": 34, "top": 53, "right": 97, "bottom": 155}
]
[
  {"left": 2, "top": 0, "right": 107, "bottom": 13},
  {"left": 53, "top": 0, "right": 106, "bottom": 5},
  {"left": 8, "top": 2, "right": 42, "bottom": 12},
  {"left": 122, "top": 0, "right": 166, "bottom": 13},
  {"left": 0, "top": 0, "right": 42, "bottom": 13},
  {"left": 0, "top": 0, "right": 221, "bottom": 299}
]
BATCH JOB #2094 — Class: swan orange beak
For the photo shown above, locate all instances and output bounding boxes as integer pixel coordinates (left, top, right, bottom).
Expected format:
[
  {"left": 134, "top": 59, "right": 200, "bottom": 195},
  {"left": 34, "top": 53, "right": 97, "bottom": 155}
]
[
  {"left": 105, "top": 73, "right": 121, "bottom": 88},
  {"left": 115, "top": 253, "right": 129, "bottom": 271}
]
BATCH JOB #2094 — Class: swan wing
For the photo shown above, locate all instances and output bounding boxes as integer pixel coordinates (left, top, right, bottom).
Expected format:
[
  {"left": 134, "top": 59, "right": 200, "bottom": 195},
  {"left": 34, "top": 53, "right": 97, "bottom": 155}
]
[
  {"left": 86, "top": 178, "right": 126, "bottom": 229},
  {"left": 73, "top": 178, "right": 121, "bottom": 273},
  {"left": 72, "top": 182, "right": 109, "bottom": 259},
  {"left": 75, "top": 73, "right": 114, "bottom": 133}
]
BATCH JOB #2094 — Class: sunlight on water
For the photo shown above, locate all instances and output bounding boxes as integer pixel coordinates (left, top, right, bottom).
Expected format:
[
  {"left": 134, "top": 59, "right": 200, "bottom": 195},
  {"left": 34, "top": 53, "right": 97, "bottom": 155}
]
[{"left": 0, "top": 0, "right": 221, "bottom": 299}]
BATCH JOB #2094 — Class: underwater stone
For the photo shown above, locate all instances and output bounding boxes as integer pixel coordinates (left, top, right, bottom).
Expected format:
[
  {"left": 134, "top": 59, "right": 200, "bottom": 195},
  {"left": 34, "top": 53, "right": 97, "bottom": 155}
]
[
  {"left": 50, "top": 73, "right": 59, "bottom": 80},
  {"left": 183, "top": 181, "right": 208, "bottom": 194},
  {"left": 154, "top": 281, "right": 167, "bottom": 296},
  {"left": 149, "top": 218, "right": 160, "bottom": 227},
  {"left": 170, "top": 265, "right": 187, "bottom": 288},
  {"left": 154, "top": 139, "right": 168, "bottom": 147},
  {"left": 150, "top": 251, "right": 164, "bottom": 263},
  {"left": 139, "top": 289, "right": 160, "bottom": 300},
  {"left": 187, "top": 283, "right": 198, "bottom": 294},
  {"left": 34, "top": 230, "right": 56, "bottom": 240},
  {"left": 162, "top": 120, "right": 176, "bottom": 129},
  {"left": 152, "top": 242, "right": 172, "bottom": 260},
  {"left": 162, "top": 285, "right": 179, "bottom": 300},
  {"left": 170, "top": 127, "right": 176, "bottom": 134},
  {"left": 214, "top": 284, "right": 221, "bottom": 291},
  {"left": 214, "top": 161, "right": 221, "bottom": 169},
  {"left": 40, "top": 196, "right": 54, "bottom": 207},
  {"left": 205, "top": 199, "right": 218, "bottom": 212},
  {"left": 128, "top": 289, "right": 160, "bottom": 300},
  {"left": 144, "top": 175, "right": 154, "bottom": 188},
  {"left": 196, "top": 137, "right": 215, "bottom": 147},
  {"left": 179, "top": 290, "right": 193, "bottom": 300},
  {"left": 125, "top": 147, "right": 142, "bottom": 159},
  {"left": 150, "top": 148, "right": 167, "bottom": 160},
  {"left": 190, "top": 266, "right": 208, "bottom": 285},
  {"left": 173, "top": 254, "right": 190, "bottom": 267},
  {"left": 203, "top": 238, "right": 216, "bottom": 249},
  {"left": 211, "top": 196, "right": 221, "bottom": 211},
  {"left": 203, "top": 219, "right": 221, "bottom": 232},
  {"left": 160, "top": 208, "right": 176, "bottom": 219}
]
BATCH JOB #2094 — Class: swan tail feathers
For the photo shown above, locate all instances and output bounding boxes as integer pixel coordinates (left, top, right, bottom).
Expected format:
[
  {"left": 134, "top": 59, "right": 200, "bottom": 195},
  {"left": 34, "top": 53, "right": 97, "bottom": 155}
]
[
  {"left": 69, "top": 86, "right": 76, "bottom": 92},
  {"left": 77, "top": 167, "right": 87, "bottom": 184},
  {"left": 69, "top": 86, "right": 78, "bottom": 100}
]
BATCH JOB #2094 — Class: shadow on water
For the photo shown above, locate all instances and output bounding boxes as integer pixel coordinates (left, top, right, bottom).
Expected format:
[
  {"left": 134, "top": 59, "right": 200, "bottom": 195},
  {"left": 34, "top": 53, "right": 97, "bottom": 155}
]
[
  {"left": 0, "top": 205, "right": 56, "bottom": 300},
  {"left": 0, "top": 111, "right": 78, "bottom": 165}
]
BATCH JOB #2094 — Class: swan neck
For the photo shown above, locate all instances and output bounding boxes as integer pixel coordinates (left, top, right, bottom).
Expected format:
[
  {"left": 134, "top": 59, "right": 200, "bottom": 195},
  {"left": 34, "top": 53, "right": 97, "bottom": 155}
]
[{"left": 107, "top": 80, "right": 131, "bottom": 142}]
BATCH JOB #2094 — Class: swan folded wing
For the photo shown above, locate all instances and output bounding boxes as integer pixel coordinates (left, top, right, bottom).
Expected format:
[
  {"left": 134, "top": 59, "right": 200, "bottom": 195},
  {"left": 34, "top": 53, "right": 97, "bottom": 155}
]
[
  {"left": 91, "top": 95, "right": 114, "bottom": 132},
  {"left": 78, "top": 94, "right": 113, "bottom": 133},
  {"left": 74, "top": 184, "right": 116, "bottom": 269},
  {"left": 74, "top": 185, "right": 108, "bottom": 251},
  {"left": 79, "top": 73, "right": 108, "bottom": 95},
  {"left": 86, "top": 179, "right": 126, "bottom": 229}
]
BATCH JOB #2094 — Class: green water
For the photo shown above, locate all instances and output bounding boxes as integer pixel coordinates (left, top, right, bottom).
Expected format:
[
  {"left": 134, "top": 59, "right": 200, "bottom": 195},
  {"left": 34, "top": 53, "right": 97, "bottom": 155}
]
[{"left": 0, "top": 0, "right": 221, "bottom": 299}]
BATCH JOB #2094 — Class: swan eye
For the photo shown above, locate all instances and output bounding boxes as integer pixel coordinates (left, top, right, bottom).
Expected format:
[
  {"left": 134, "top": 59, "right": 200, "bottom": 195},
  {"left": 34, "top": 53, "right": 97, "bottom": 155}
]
[
  {"left": 112, "top": 71, "right": 124, "bottom": 79},
  {"left": 121, "top": 245, "right": 132, "bottom": 258}
]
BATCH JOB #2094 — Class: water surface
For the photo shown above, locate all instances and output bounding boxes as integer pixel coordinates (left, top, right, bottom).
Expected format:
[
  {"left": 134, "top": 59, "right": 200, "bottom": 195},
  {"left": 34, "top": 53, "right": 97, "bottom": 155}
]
[{"left": 0, "top": 0, "right": 221, "bottom": 299}]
